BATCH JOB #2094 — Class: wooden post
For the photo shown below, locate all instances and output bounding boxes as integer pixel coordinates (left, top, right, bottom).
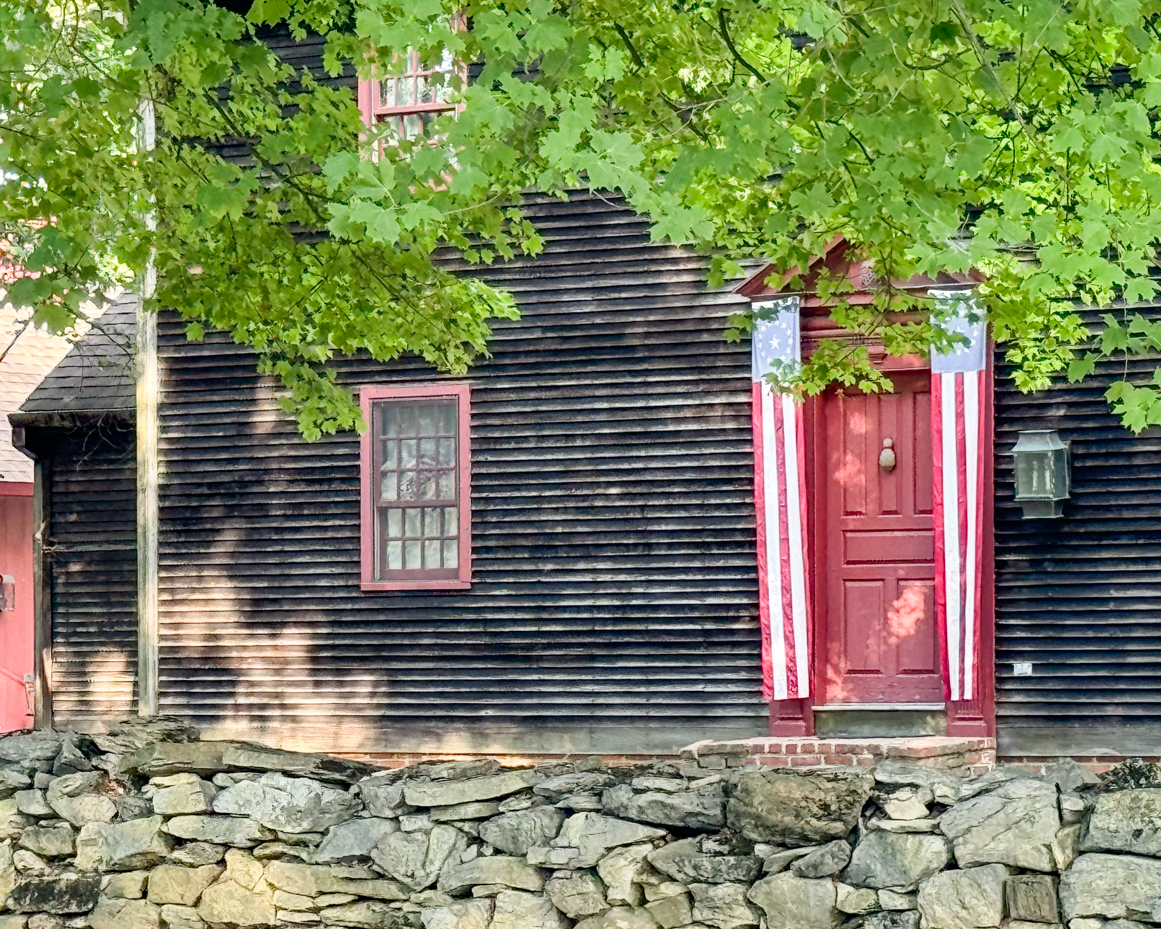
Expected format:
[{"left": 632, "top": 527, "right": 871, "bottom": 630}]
[
  {"left": 136, "top": 98, "right": 160, "bottom": 718},
  {"left": 31, "top": 454, "right": 52, "bottom": 729}
]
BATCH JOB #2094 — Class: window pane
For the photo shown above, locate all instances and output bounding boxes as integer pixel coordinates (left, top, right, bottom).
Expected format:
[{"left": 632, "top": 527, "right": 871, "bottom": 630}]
[
  {"left": 418, "top": 471, "right": 437, "bottom": 500},
  {"left": 424, "top": 539, "right": 440, "bottom": 568},
  {"left": 438, "top": 437, "right": 455, "bottom": 467},
  {"left": 400, "top": 439, "right": 418, "bottom": 469},
  {"left": 404, "top": 540, "right": 422, "bottom": 569},
  {"left": 423, "top": 507, "right": 441, "bottom": 537},
  {"left": 380, "top": 470, "right": 398, "bottom": 502},
  {"left": 380, "top": 405, "right": 400, "bottom": 438},
  {"left": 437, "top": 402, "right": 456, "bottom": 434},
  {"left": 382, "top": 439, "right": 399, "bottom": 469},
  {"left": 400, "top": 405, "right": 417, "bottom": 435},
  {"left": 442, "top": 539, "right": 458, "bottom": 567},
  {"left": 404, "top": 508, "right": 422, "bottom": 538},
  {"left": 436, "top": 470, "right": 455, "bottom": 499},
  {"left": 444, "top": 506, "right": 458, "bottom": 535},
  {"left": 386, "top": 508, "right": 403, "bottom": 538},
  {"left": 419, "top": 438, "right": 437, "bottom": 468},
  {"left": 378, "top": 78, "right": 397, "bottom": 109},
  {"left": 397, "top": 77, "right": 415, "bottom": 107},
  {"left": 398, "top": 471, "right": 417, "bottom": 500},
  {"left": 387, "top": 540, "right": 403, "bottom": 570}
]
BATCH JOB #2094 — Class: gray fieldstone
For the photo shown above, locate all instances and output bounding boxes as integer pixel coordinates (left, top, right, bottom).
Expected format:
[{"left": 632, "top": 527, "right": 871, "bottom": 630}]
[
  {"left": 369, "top": 825, "right": 464, "bottom": 891},
  {"left": 162, "top": 817, "right": 274, "bottom": 848},
  {"left": 419, "top": 899, "right": 492, "bottom": 929},
  {"left": 146, "top": 865, "right": 223, "bottom": 906},
  {"left": 45, "top": 776, "right": 115, "bottom": 828},
  {"left": 0, "top": 801, "right": 29, "bottom": 842},
  {"left": 878, "top": 889, "right": 916, "bottom": 909},
  {"left": 545, "top": 870, "right": 609, "bottom": 918},
  {"left": 262, "top": 861, "right": 407, "bottom": 900},
  {"left": 939, "top": 778, "right": 1060, "bottom": 872},
  {"left": 437, "top": 856, "right": 545, "bottom": 895},
  {"left": 551, "top": 813, "right": 667, "bottom": 869},
  {"left": 0, "top": 919, "right": 26, "bottom": 929},
  {"left": 151, "top": 777, "right": 217, "bottom": 817},
  {"left": 168, "top": 844, "right": 226, "bottom": 867},
  {"left": 6, "top": 874, "right": 102, "bottom": 914},
  {"left": 0, "top": 840, "right": 14, "bottom": 908},
  {"left": 159, "top": 904, "right": 204, "bottom": 929},
  {"left": 790, "top": 839, "right": 850, "bottom": 878},
  {"left": 13, "top": 793, "right": 51, "bottom": 819},
  {"left": 17, "top": 825, "right": 74, "bottom": 858},
  {"left": 872, "top": 760, "right": 961, "bottom": 804},
  {"left": 313, "top": 819, "right": 399, "bottom": 862},
  {"left": 87, "top": 898, "right": 160, "bottom": 929},
  {"left": 1081, "top": 789, "right": 1161, "bottom": 856},
  {"left": 876, "top": 785, "right": 932, "bottom": 821},
  {"left": 1006, "top": 873, "right": 1059, "bottom": 923},
  {"left": 760, "top": 846, "right": 813, "bottom": 874},
  {"left": 597, "top": 843, "right": 657, "bottom": 907},
  {"left": 863, "top": 914, "right": 921, "bottom": 929},
  {"left": 644, "top": 892, "right": 691, "bottom": 929},
  {"left": 0, "top": 771, "right": 32, "bottom": 800},
  {"left": 317, "top": 901, "right": 406, "bottom": 929},
  {"left": 916, "top": 864, "right": 1008, "bottom": 929},
  {"left": 535, "top": 774, "right": 618, "bottom": 798},
  {"left": 93, "top": 717, "right": 200, "bottom": 755},
  {"left": 648, "top": 838, "right": 761, "bottom": 884},
  {"left": 572, "top": 906, "right": 661, "bottom": 929},
  {"left": 428, "top": 801, "right": 500, "bottom": 822},
  {"left": 601, "top": 783, "right": 726, "bottom": 831},
  {"left": 10, "top": 850, "right": 43, "bottom": 873},
  {"left": 843, "top": 829, "right": 950, "bottom": 891},
  {"left": 478, "top": 807, "right": 564, "bottom": 856},
  {"left": 403, "top": 770, "right": 540, "bottom": 808},
  {"left": 834, "top": 883, "right": 877, "bottom": 915},
  {"left": 1043, "top": 760, "right": 1100, "bottom": 793},
  {"left": 271, "top": 890, "right": 314, "bottom": 911},
  {"left": 103, "top": 871, "right": 150, "bottom": 900},
  {"left": 0, "top": 734, "right": 62, "bottom": 766},
  {"left": 489, "top": 890, "right": 569, "bottom": 929},
  {"left": 118, "top": 797, "right": 155, "bottom": 823},
  {"left": 727, "top": 768, "right": 873, "bottom": 846},
  {"left": 78, "top": 817, "right": 174, "bottom": 871},
  {"left": 196, "top": 850, "right": 276, "bottom": 927},
  {"left": 746, "top": 872, "right": 840, "bottom": 929},
  {"left": 354, "top": 780, "right": 405, "bottom": 819},
  {"left": 688, "top": 882, "right": 760, "bottom": 929},
  {"left": 1059, "top": 852, "right": 1161, "bottom": 920},
  {"left": 211, "top": 774, "right": 357, "bottom": 834}
]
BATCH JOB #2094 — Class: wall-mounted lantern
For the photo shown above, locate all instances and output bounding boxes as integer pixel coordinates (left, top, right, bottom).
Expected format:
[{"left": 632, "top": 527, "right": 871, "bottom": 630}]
[{"left": 1012, "top": 430, "right": 1071, "bottom": 518}]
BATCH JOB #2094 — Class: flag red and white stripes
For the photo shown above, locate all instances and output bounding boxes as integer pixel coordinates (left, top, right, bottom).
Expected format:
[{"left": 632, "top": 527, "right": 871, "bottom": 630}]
[
  {"left": 751, "top": 298, "right": 811, "bottom": 701},
  {"left": 930, "top": 292, "right": 987, "bottom": 702}
]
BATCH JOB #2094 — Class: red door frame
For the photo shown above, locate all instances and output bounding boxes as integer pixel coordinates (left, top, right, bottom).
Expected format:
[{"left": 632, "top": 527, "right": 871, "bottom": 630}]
[{"left": 768, "top": 355, "right": 995, "bottom": 738}]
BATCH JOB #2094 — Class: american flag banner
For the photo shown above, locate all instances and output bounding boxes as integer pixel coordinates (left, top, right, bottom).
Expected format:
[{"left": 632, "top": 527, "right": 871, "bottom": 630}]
[
  {"left": 930, "top": 291, "right": 987, "bottom": 702},
  {"left": 751, "top": 297, "right": 812, "bottom": 701}
]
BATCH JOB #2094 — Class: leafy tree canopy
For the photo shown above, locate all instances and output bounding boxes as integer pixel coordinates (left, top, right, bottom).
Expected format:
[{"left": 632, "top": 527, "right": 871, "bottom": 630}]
[{"left": 4, "top": 0, "right": 1161, "bottom": 435}]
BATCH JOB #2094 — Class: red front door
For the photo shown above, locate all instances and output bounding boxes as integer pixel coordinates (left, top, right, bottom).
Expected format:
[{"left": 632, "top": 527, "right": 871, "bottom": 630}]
[
  {"left": 814, "top": 372, "right": 943, "bottom": 704},
  {"left": 0, "top": 487, "right": 34, "bottom": 733}
]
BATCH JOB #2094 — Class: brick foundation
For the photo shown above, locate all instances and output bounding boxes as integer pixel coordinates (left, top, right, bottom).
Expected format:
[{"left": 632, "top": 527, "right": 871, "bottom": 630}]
[{"left": 683, "top": 736, "right": 997, "bottom": 777}]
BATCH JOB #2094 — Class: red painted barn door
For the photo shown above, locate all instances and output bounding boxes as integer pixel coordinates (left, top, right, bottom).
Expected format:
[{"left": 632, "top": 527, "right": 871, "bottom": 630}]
[{"left": 814, "top": 372, "right": 942, "bottom": 704}]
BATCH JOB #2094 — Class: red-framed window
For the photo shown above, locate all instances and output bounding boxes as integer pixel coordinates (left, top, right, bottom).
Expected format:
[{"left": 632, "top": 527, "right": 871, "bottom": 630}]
[
  {"left": 359, "top": 383, "right": 472, "bottom": 591},
  {"left": 357, "top": 46, "right": 463, "bottom": 141}
]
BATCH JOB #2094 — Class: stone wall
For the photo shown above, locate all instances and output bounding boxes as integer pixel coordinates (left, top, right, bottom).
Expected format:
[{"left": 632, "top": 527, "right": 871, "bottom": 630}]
[{"left": 0, "top": 719, "right": 1152, "bottom": 929}]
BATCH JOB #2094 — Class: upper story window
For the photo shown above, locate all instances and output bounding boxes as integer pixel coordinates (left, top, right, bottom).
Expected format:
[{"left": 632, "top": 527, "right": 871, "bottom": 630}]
[
  {"left": 360, "top": 384, "right": 471, "bottom": 590},
  {"left": 358, "top": 37, "right": 464, "bottom": 141}
]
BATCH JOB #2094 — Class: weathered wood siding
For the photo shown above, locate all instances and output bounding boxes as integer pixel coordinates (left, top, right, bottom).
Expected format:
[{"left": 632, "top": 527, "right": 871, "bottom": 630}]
[
  {"left": 48, "top": 426, "right": 138, "bottom": 727},
  {"left": 155, "top": 192, "right": 766, "bottom": 754},
  {"left": 994, "top": 312, "right": 1161, "bottom": 756}
]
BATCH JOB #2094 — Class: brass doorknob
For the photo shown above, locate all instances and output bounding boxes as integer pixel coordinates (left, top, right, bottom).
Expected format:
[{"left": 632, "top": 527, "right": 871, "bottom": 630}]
[{"left": 879, "top": 437, "right": 897, "bottom": 472}]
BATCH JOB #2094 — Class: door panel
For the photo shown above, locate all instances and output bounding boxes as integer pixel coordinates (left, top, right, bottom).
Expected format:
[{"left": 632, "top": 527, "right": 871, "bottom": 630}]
[
  {"left": 818, "top": 373, "right": 942, "bottom": 704},
  {"left": 0, "top": 492, "right": 34, "bottom": 733}
]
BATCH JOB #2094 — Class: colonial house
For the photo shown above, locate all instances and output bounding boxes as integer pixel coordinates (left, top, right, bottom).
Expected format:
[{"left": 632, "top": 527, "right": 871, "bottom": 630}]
[{"left": 8, "top": 29, "right": 1159, "bottom": 762}]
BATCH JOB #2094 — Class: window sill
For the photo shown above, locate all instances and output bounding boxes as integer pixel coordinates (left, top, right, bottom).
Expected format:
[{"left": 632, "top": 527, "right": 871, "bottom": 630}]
[{"left": 360, "top": 578, "right": 472, "bottom": 592}]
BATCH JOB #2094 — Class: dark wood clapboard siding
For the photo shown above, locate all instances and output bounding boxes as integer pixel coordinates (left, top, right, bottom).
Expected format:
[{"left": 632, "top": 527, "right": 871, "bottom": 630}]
[
  {"left": 48, "top": 426, "right": 138, "bottom": 727},
  {"left": 994, "top": 308, "right": 1161, "bottom": 756},
  {"left": 154, "top": 192, "right": 767, "bottom": 754}
]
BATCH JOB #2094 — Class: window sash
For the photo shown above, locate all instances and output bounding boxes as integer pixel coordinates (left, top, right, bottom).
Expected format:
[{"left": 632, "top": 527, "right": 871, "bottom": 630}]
[{"left": 359, "top": 383, "right": 471, "bottom": 591}]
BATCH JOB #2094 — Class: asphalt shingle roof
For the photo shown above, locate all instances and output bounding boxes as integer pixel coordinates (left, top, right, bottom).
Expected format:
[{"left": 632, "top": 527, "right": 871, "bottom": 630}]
[{"left": 18, "top": 294, "right": 137, "bottom": 419}]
